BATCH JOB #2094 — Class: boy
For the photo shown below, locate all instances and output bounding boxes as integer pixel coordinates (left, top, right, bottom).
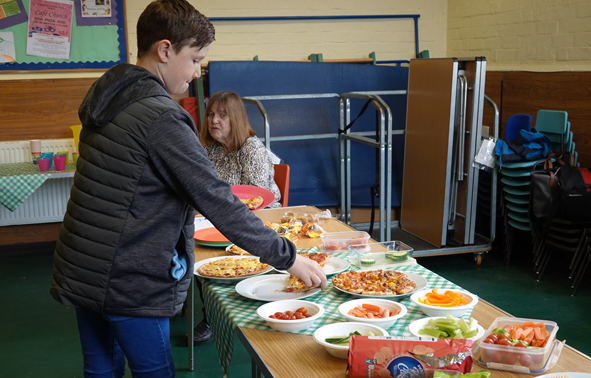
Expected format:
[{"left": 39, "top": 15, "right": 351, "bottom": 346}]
[{"left": 50, "top": 0, "right": 327, "bottom": 376}]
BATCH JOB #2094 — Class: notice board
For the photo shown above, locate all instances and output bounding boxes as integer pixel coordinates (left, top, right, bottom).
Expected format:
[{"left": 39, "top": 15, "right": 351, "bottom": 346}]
[{"left": 0, "top": 0, "right": 127, "bottom": 71}]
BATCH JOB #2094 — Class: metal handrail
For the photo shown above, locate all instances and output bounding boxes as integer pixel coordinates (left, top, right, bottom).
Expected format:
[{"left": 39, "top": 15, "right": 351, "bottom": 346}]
[{"left": 339, "top": 91, "right": 404, "bottom": 241}]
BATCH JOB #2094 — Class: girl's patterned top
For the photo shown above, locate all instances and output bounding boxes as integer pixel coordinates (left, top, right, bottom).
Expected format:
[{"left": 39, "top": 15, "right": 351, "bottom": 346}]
[{"left": 205, "top": 136, "right": 281, "bottom": 208}]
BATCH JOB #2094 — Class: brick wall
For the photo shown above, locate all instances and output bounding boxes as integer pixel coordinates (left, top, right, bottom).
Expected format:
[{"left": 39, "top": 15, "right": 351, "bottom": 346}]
[
  {"left": 447, "top": 0, "right": 591, "bottom": 70},
  {"left": 125, "top": 0, "right": 448, "bottom": 64}
]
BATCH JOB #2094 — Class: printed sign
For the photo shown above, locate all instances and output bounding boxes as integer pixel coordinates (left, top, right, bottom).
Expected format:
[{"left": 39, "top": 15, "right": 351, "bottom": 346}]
[{"left": 26, "top": 0, "right": 73, "bottom": 60}]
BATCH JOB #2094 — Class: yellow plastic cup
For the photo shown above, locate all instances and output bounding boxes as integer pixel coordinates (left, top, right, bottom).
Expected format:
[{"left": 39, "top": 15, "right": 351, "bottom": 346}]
[
  {"left": 72, "top": 152, "right": 79, "bottom": 166},
  {"left": 57, "top": 151, "right": 69, "bottom": 164},
  {"left": 70, "top": 125, "right": 82, "bottom": 152}
]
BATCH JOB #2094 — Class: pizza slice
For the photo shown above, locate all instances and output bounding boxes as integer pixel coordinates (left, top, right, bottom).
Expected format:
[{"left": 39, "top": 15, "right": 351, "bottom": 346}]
[
  {"left": 240, "top": 196, "right": 264, "bottom": 210},
  {"left": 227, "top": 244, "right": 251, "bottom": 256},
  {"left": 299, "top": 252, "right": 331, "bottom": 268},
  {"left": 284, "top": 274, "right": 312, "bottom": 292}
]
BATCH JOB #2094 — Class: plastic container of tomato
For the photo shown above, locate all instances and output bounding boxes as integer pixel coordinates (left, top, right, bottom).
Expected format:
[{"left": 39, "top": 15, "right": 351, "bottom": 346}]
[
  {"left": 475, "top": 317, "right": 564, "bottom": 374},
  {"left": 318, "top": 231, "right": 370, "bottom": 253}
]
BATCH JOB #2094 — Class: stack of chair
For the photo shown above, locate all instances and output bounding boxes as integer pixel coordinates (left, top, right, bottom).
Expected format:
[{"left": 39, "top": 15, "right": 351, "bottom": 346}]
[
  {"left": 570, "top": 230, "right": 591, "bottom": 295},
  {"left": 533, "top": 217, "right": 591, "bottom": 282},
  {"left": 499, "top": 110, "right": 577, "bottom": 265},
  {"left": 498, "top": 114, "right": 534, "bottom": 264}
]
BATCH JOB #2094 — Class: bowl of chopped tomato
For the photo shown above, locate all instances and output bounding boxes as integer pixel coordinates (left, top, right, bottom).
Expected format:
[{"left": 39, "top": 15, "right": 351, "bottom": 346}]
[
  {"left": 337, "top": 298, "right": 407, "bottom": 329},
  {"left": 410, "top": 288, "right": 478, "bottom": 318},
  {"left": 256, "top": 299, "right": 324, "bottom": 332}
]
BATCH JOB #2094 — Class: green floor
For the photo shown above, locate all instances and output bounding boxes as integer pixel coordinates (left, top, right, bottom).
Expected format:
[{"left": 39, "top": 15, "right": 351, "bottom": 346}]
[{"left": 1, "top": 240, "right": 590, "bottom": 378}]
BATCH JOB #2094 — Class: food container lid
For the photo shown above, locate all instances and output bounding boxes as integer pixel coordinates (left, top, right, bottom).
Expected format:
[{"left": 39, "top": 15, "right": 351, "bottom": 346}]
[{"left": 474, "top": 339, "right": 564, "bottom": 374}]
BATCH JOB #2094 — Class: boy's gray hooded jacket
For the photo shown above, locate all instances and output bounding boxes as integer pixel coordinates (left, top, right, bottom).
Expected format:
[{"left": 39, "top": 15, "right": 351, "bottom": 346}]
[{"left": 50, "top": 64, "right": 296, "bottom": 317}]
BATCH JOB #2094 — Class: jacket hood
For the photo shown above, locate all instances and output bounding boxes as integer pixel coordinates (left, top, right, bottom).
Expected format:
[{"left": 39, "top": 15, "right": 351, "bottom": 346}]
[{"left": 79, "top": 63, "right": 170, "bottom": 128}]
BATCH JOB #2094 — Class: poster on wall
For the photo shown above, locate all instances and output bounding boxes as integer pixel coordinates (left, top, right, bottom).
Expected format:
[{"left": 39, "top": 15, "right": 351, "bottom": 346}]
[
  {"left": 74, "top": 0, "right": 116, "bottom": 26},
  {"left": 0, "top": 32, "right": 16, "bottom": 62},
  {"left": 0, "top": 0, "right": 28, "bottom": 29},
  {"left": 26, "top": 0, "right": 73, "bottom": 60},
  {"left": 80, "top": 0, "right": 110, "bottom": 17}
]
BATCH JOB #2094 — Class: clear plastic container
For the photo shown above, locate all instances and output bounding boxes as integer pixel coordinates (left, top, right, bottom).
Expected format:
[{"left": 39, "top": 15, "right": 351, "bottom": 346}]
[
  {"left": 279, "top": 211, "right": 317, "bottom": 225},
  {"left": 318, "top": 231, "right": 370, "bottom": 252},
  {"left": 476, "top": 317, "right": 563, "bottom": 374},
  {"left": 348, "top": 241, "right": 414, "bottom": 269}
]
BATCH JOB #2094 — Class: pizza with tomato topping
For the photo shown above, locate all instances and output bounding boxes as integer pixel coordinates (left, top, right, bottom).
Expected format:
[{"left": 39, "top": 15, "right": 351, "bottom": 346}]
[
  {"left": 240, "top": 196, "right": 264, "bottom": 210},
  {"left": 332, "top": 270, "right": 416, "bottom": 296},
  {"left": 299, "top": 252, "right": 331, "bottom": 268},
  {"left": 197, "top": 257, "right": 271, "bottom": 278}
]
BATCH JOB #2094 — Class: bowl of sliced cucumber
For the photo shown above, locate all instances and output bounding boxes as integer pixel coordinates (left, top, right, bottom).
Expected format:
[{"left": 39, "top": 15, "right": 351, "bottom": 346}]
[
  {"left": 408, "top": 315, "right": 485, "bottom": 341},
  {"left": 313, "top": 322, "right": 388, "bottom": 359}
]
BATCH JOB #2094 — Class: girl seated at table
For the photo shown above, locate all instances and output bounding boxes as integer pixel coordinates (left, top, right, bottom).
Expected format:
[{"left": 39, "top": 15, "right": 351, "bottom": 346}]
[{"left": 200, "top": 90, "right": 282, "bottom": 209}]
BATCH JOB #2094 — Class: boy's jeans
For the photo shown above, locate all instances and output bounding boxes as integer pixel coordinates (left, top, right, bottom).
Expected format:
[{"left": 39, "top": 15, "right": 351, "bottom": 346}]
[{"left": 75, "top": 308, "right": 175, "bottom": 378}]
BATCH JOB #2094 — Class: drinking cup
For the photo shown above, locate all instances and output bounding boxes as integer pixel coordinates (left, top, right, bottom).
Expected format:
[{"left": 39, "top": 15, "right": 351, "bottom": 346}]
[
  {"left": 38, "top": 158, "right": 50, "bottom": 172},
  {"left": 72, "top": 152, "right": 79, "bottom": 166},
  {"left": 53, "top": 155, "right": 66, "bottom": 171},
  {"left": 40, "top": 152, "right": 54, "bottom": 169},
  {"left": 57, "top": 151, "right": 69, "bottom": 164},
  {"left": 30, "top": 140, "right": 42, "bottom": 155}
]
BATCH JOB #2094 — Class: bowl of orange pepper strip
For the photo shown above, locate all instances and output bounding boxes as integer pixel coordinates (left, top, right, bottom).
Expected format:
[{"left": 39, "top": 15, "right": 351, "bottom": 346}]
[{"left": 410, "top": 288, "right": 479, "bottom": 317}]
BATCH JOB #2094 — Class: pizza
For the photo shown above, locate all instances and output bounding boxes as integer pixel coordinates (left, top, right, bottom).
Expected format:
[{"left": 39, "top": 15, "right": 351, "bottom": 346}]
[
  {"left": 240, "top": 196, "right": 264, "bottom": 210},
  {"left": 197, "top": 257, "right": 270, "bottom": 278},
  {"left": 299, "top": 252, "right": 331, "bottom": 268},
  {"left": 285, "top": 274, "right": 312, "bottom": 292},
  {"left": 332, "top": 270, "right": 417, "bottom": 296},
  {"left": 227, "top": 244, "right": 251, "bottom": 256}
]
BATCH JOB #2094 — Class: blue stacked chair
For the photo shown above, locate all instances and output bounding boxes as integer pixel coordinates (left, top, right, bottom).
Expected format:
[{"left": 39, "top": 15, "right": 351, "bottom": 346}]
[{"left": 504, "top": 114, "right": 533, "bottom": 140}]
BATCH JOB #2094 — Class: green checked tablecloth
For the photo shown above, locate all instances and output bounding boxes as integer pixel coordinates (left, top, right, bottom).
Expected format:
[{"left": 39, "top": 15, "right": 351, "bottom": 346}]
[
  {"left": 0, "top": 162, "right": 53, "bottom": 212},
  {"left": 200, "top": 250, "right": 473, "bottom": 377}
]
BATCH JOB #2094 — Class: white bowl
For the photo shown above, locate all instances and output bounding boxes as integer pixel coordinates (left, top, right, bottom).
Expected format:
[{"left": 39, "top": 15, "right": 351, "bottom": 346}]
[
  {"left": 410, "top": 289, "right": 478, "bottom": 318},
  {"left": 256, "top": 300, "right": 324, "bottom": 332},
  {"left": 313, "top": 322, "right": 388, "bottom": 359},
  {"left": 337, "top": 298, "right": 407, "bottom": 329},
  {"left": 408, "top": 316, "right": 485, "bottom": 341}
]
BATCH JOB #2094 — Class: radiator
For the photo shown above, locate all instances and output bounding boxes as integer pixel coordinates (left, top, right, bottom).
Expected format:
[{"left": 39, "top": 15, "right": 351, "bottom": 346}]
[{"left": 0, "top": 139, "right": 76, "bottom": 226}]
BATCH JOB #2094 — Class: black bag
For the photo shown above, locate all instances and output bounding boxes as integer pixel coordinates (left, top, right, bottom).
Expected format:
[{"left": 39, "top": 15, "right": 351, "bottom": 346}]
[
  {"left": 558, "top": 163, "right": 591, "bottom": 221},
  {"left": 529, "top": 155, "right": 562, "bottom": 239},
  {"left": 530, "top": 153, "right": 591, "bottom": 238}
]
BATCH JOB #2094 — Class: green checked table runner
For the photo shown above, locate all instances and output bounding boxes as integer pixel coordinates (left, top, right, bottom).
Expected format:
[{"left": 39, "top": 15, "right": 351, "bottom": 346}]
[
  {"left": 200, "top": 250, "right": 473, "bottom": 377},
  {"left": 0, "top": 162, "right": 52, "bottom": 212}
]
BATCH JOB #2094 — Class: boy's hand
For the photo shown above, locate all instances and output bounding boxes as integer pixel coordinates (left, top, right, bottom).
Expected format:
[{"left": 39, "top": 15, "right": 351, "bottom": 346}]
[{"left": 286, "top": 254, "right": 328, "bottom": 289}]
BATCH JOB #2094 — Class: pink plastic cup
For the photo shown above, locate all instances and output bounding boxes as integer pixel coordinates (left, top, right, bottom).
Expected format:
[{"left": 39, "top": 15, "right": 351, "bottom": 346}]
[
  {"left": 53, "top": 154, "right": 66, "bottom": 171},
  {"left": 38, "top": 157, "right": 50, "bottom": 172}
]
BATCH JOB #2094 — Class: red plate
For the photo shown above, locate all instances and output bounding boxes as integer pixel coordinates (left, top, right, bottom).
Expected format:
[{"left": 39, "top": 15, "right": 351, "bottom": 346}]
[
  {"left": 231, "top": 185, "right": 275, "bottom": 210},
  {"left": 193, "top": 227, "right": 229, "bottom": 243}
]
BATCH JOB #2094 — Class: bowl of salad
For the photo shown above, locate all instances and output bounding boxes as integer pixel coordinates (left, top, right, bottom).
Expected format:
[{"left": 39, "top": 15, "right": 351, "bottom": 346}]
[{"left": 313, "top": 322, "right": 388, "bottom": 359}]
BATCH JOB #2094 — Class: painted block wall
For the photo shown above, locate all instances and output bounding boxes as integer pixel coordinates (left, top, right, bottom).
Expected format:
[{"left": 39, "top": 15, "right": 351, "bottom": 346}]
[
  {"left": 447, "top": 0, "right": 591, "bottom": 70},
  {"left": 1, "top": 0, "right": 447, "bottom": 80},
  {"left": 125, "top": 0, "right": 447, "bottom": 64}
]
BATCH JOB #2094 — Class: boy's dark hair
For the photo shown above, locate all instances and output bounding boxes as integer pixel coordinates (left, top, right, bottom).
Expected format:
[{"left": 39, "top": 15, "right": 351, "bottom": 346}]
[{"left": 137, "top": 0, "right": 215, "bottom": 59}]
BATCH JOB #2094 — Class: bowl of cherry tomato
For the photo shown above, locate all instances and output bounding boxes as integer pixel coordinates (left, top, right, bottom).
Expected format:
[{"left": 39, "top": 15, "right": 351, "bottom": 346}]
[{"left": 256, "top": 299, "right": 324, "bottom": 332}]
